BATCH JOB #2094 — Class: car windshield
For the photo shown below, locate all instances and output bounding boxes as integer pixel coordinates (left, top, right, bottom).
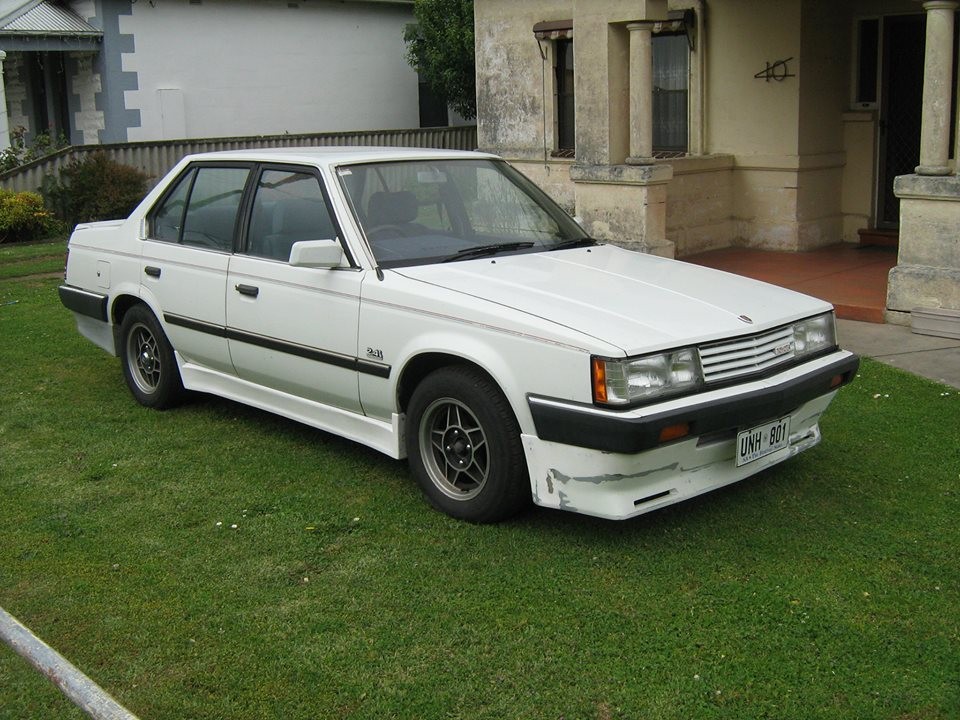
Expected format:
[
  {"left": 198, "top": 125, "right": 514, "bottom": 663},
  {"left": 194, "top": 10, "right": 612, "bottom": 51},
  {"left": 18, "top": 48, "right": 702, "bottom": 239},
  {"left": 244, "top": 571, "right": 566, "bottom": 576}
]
[{"left": 337, "top": 158, "right": 592, "bottom": 268}]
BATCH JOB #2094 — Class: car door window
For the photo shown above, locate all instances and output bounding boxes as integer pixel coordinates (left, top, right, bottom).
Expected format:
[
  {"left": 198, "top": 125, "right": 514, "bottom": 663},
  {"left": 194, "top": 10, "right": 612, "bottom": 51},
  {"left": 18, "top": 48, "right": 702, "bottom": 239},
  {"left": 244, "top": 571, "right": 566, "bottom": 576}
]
[
  {"left": 150, "top": 166, "right": 249, "bottom": 251},
  {"left": 153, "top": 169, "right": 193, "bottom": 242},
  {"left": 181, "top": 168, "right": 250, "bottom": 251},
  {"left": 246, "top": 169, "right": 338, "bottom": 262}
]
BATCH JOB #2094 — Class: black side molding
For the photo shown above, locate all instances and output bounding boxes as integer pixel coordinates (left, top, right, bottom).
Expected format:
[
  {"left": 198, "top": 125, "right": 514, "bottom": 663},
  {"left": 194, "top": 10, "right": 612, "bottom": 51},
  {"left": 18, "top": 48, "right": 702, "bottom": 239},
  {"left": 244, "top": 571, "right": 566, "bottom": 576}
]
[
  {"left": 163, "top": 312, "right": 392, "bottom": 379},
  {"left": 529, "top": 353, "right": 860, "bottom": 454},
  {"left": 58, "top": 285, "right": 108, "bottom": 323}
]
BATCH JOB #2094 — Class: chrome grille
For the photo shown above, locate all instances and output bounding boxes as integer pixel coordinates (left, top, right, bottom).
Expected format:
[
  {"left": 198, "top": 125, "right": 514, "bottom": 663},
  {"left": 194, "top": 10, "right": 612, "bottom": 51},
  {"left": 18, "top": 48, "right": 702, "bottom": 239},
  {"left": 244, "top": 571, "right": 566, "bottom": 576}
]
[{"left": 699, "top": 325, "right": 796, "bottom": 383}]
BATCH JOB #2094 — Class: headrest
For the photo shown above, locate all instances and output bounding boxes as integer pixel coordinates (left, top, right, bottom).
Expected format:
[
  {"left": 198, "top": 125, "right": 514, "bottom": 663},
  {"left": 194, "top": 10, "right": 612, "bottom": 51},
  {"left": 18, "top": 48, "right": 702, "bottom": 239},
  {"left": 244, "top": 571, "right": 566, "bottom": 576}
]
[{"left": 368, "top": 191, "right": 418, "bottom": 226}]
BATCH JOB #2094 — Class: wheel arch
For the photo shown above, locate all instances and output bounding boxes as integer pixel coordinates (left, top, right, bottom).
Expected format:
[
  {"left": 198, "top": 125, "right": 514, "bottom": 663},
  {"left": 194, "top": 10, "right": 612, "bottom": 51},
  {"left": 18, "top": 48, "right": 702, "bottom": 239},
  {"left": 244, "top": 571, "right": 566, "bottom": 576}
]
[
  {"left": 396, "top": 352, "right": 495, "bottom": 414},
  {"left": 109, "top": 293, "right": 151, "bottom": 349},
  {"left": 110, "top": 292, "right": 144, "bottom": 325},
  {"left": 396, "top": 352, "right": 533, "bottom": 431},
  {"left": 391, "top": 341, "right": 539, "bottom": 437}
]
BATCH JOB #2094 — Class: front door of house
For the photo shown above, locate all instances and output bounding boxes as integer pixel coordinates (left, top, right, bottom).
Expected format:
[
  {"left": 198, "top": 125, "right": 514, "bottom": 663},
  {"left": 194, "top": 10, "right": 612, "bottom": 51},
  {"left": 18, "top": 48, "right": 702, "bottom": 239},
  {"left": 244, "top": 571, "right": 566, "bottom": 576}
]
[{"left": 876, "top": 14, "right": 926, "bottom": 229}]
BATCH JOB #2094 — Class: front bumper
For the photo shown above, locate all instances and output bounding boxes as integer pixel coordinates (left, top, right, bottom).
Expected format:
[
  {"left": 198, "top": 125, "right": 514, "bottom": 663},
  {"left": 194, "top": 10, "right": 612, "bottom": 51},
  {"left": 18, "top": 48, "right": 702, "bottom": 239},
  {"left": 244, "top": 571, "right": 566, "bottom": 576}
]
[{"left": 522, "top": 350, "right": 858, "bottom": 520}]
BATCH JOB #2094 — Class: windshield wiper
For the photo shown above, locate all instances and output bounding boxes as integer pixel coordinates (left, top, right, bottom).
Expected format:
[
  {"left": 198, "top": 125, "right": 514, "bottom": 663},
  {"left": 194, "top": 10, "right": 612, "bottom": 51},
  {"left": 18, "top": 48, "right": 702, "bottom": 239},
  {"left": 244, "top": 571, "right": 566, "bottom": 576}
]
[
  {"left": 547, "top": 237, "right": 599, "bottom": 251},
  {"left": 441, "top": 241, "right": 535, "bottom": 263}
]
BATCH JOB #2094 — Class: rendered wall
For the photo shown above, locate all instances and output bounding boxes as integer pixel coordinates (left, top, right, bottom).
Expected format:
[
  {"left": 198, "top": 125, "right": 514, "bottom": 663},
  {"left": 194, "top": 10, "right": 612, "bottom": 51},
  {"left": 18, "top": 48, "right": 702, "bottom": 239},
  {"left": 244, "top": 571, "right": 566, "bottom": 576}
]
[
  {"left": 119, "top": 0, "right": 419, "bottom": 142},
  {"left": 511, "top": 160, "right": 577, "bottom": 215},
  {"left": 841, "top": 113, "right": 875, "bottom": 240},
  {"left": 703, "top": 0, "right": 864, "bottom": 251},
  {"left": 667, "top": 155, "right": 735, "bottom": 256},
  {"left": 475, "top": 0, "right": 572, "bottom": 161},
  {"left": 705, "top": 1, "right": 801, "bottom": 158},
  {"left": 475, "top": 0, "right": 910, "bottom": 255}
]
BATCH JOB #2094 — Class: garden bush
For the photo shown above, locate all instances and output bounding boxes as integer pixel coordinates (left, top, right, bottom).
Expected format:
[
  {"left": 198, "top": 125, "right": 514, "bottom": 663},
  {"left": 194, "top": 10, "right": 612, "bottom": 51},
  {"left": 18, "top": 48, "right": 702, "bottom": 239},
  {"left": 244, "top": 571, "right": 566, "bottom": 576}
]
[
  {"left": 44, "top": 151, "right": 150, "bottom": 228},
  {"left": 0, "top": 189, "right": 63, "bottom": 243},
  {"left": 0, "top": 126, "right": 69, "bottom": 173}
]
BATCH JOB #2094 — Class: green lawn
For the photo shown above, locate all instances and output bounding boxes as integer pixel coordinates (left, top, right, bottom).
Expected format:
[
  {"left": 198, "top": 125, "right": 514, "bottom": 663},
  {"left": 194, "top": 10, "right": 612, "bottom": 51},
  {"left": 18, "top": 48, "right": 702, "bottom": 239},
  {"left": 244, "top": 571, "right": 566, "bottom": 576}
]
[
  {"left": 1, "top": 241, "right": 958, "bottom": 719},
  {"left": 0, "top": 239, "right": 66, "bottom": 280}
]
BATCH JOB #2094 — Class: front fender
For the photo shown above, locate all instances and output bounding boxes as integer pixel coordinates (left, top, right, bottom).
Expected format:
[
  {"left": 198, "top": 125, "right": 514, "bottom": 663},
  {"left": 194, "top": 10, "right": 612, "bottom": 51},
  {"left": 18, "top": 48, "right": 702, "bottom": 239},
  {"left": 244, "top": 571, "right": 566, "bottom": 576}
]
[{"left": 360, "top": 324, "right": 590, "bottom": 436}]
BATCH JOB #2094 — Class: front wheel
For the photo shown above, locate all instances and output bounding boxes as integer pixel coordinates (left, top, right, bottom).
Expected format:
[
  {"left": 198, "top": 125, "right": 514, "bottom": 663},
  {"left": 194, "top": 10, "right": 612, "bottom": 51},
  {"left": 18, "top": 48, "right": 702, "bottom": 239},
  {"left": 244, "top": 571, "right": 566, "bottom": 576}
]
[
  {"left": 405, "top": 366, "right": 530, "bottom": 523},
  {"left": 118, "top": 305, "right": 184, "bottom": 409}
]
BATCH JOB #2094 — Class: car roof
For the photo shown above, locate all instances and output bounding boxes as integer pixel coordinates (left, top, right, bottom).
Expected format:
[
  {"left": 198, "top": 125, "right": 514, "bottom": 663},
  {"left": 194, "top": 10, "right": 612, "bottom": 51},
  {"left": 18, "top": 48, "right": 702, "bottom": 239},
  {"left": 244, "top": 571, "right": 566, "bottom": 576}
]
[{"left": 181, "top": 146, "right": 497, "bottom": 167}]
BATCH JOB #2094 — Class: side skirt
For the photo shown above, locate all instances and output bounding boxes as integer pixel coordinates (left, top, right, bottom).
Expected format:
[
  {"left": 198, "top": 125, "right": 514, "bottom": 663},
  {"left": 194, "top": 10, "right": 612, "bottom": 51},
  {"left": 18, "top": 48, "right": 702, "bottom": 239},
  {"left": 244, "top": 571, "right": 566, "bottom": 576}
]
[{"left": 177, "top": 356, "right": 404, "bottom": 460}]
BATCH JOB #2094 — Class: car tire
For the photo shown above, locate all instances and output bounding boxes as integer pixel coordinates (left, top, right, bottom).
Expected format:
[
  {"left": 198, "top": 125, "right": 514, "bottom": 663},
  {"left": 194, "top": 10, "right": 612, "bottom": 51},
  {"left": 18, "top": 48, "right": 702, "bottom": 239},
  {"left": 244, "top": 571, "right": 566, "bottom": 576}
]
[
  {"left": 406, "top": 366, "right": 530, "bottom": 523},
  {"left": 119, "top": 305, "right": 185, "bottom": 409}
]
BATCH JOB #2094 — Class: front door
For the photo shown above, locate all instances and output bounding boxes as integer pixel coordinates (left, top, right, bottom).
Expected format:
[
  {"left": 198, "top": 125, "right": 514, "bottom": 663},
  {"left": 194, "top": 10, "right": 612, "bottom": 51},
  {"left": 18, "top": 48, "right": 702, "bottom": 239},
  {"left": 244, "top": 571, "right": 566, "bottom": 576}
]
[
  {"left": 876, "top": 14, "right": 926, "bottom": 229},
  {"left": 226, "top": 166, "right": 364, "bottom": 413}
]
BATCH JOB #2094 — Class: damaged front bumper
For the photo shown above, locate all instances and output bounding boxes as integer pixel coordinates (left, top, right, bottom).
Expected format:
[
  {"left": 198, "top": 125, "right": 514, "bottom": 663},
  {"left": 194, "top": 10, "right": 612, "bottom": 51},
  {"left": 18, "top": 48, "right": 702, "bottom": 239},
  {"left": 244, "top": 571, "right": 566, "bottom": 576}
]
[{"left": 523, "top": 350, "right": 859, "bottom": 520}]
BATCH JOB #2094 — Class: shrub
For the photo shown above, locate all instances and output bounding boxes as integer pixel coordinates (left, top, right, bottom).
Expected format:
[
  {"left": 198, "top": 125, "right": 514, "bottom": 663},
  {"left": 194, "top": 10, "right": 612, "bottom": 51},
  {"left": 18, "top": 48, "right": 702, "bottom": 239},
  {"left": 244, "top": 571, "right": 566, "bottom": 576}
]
[
  {"left": 0, "top": 126, "right": 69, "bottom": 173},
  {"left": 44, "top": 152, "right": 150, "bottom": 228},
  {"left": 0, "top": 189, "right": 63, "bottom": 243}
]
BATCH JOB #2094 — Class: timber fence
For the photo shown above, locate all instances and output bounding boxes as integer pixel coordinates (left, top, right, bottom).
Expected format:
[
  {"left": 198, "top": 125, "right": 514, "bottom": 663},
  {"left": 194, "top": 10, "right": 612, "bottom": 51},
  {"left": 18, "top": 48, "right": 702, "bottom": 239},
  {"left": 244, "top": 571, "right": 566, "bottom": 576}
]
[{"left": 0, "top": 125, "right": 478, "bottom": 194}]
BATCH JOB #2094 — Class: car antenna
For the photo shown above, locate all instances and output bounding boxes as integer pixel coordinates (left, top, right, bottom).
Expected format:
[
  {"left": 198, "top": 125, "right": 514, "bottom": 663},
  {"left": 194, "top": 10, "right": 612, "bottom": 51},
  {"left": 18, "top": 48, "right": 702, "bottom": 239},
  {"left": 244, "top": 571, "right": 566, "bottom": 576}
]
[{"left": 375, "top": 266, "right": 384, "bottom": 281}]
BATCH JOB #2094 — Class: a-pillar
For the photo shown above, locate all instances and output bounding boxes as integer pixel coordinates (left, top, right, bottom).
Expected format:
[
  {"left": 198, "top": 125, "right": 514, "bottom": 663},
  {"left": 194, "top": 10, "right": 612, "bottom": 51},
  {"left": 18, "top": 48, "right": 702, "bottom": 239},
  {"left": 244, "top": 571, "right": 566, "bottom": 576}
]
[
  {"left": 916, "top": 1, "right": 957, "bottom": 175},
  {"left": 626, "top": 22, "right": 655, "bottom": 165},
  {"left": 0, "top": 51, "right": 9, "bottom": 151}
]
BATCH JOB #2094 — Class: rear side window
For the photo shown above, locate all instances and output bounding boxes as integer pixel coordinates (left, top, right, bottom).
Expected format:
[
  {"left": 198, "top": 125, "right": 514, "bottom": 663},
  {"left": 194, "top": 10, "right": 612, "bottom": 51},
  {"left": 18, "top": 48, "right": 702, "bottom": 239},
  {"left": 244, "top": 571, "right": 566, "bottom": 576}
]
[
  {"left": 153, "top": 170, "right": 192, "bottom": 242},
  {"left": 150, "top": 166, "right": 250, "bottom": 252}
]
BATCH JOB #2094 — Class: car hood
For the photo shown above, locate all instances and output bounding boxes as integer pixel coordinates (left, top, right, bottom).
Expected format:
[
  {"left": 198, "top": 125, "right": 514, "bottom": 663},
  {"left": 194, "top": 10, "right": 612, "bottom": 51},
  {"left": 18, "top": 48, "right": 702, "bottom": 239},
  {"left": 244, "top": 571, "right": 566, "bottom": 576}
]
[{"left": 393, "top": 244, "right": 832, "bottom": 355}]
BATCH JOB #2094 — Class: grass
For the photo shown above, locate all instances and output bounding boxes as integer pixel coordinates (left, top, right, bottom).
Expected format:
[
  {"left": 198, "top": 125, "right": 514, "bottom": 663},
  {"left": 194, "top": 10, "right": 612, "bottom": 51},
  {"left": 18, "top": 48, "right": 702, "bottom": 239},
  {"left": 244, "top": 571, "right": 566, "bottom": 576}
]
[
  {"left": 0, "top": 238, "right": 67, "bottom": 280},
  {"left": 1, "top": 241, "right": 958, "bottom": 719}
]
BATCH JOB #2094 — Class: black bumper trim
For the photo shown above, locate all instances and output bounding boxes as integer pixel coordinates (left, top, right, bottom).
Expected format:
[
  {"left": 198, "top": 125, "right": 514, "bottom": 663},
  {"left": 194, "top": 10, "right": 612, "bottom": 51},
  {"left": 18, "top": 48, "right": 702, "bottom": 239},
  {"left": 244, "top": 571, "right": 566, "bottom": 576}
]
[
  {"left": 58, "top": 285, "right": 108, "bottom": 323},
  {"left": 528, "top": 353, "right": 860, "bottom": 454}
]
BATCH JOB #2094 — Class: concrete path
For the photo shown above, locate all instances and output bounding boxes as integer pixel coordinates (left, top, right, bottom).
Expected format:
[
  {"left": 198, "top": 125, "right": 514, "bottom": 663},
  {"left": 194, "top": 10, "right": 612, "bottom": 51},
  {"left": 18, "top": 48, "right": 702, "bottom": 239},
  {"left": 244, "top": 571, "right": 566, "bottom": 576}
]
[{"left": 838, "top": 319, "right": 960, "bottom": 389}]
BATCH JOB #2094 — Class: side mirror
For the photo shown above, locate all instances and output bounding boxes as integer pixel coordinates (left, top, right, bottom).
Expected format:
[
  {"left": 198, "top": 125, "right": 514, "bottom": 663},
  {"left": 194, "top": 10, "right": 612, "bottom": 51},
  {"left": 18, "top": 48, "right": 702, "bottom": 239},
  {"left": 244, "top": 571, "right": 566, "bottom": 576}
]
[{"left": 289, "top": 239, "right": 344, "bottom": 268}]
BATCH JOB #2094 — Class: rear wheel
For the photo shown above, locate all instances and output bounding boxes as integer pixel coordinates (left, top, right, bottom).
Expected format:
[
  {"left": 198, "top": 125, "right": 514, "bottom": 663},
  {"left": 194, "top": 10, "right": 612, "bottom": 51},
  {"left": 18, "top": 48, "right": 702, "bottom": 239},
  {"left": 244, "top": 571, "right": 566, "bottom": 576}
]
[
  {"left": 406, "top": 366, "right": 529, "bottom": 522},
  {"left": 118, "top": 305, "right": 184, "bottom": 409}
]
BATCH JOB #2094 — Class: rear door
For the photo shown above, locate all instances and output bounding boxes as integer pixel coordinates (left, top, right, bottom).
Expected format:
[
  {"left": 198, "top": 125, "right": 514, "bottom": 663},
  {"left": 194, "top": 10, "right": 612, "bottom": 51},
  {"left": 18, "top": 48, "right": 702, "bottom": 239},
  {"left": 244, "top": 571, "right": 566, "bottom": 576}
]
[
  {"left": 141, "top": 163, "right": 252, "bottom": 374},
  {"left": 225, "top": 165, "right": 367, "bottom": 413}
]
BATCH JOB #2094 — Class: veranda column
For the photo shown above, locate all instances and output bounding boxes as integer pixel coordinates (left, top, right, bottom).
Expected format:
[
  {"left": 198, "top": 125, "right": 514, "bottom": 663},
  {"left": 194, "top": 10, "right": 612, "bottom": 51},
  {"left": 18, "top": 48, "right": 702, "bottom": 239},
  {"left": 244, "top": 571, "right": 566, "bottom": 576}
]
[
  {"left": 0, "top": 51, "right": 9, "bottom": 151},
  {"left": 626, "top": 22, "right": 655, "bottom": 165},
  {"left": 916, "top": 0, "right": 958, "bottom": 175},
  {"left": 956, "top": 25, "right": 960, "bottom": 175}
]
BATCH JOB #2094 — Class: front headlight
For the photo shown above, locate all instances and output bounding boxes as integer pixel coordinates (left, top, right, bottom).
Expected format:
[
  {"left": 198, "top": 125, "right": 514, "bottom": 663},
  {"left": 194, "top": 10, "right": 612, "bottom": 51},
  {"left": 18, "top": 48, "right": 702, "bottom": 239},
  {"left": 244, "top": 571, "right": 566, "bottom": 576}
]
[
  {"left": 793, "top": 312, "right": 836, "bottom": 359},
  {"left": 592, "top": 348, "right": 703, "bottom": 406}
]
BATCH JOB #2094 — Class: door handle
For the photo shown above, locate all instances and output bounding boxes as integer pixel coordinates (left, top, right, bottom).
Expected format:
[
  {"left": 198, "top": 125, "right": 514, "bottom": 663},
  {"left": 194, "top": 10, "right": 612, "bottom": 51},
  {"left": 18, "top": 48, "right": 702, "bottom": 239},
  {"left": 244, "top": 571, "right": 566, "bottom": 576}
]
[
  {"left": 144, "top": 266, "right": 161, "bottom": 278},
  {"left": 235, "top": 284, "right": 259, "bottom": 298}
]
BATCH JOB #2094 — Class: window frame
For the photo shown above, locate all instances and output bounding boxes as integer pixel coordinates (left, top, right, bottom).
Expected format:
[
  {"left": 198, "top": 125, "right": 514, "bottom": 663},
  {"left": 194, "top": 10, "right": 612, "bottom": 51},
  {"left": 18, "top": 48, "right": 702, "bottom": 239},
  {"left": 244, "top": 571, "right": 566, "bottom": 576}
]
[
  {"left": 146, "top": 161, "right": 256, "bottom": 253},
  {"left": 652, "top": 30, "right": 690, "bottom": 156},
  {"left": 239, "top": 162, "right": 354, "bottom": 267},
  {"left": 851, "top": 16, "right": 881, "bottom": 110},
  {"left": 554, "top": 37, "right": 576, "bottom": 157},
  {"left": 534, "top": 20, "right": 576, "bottom": 159}
]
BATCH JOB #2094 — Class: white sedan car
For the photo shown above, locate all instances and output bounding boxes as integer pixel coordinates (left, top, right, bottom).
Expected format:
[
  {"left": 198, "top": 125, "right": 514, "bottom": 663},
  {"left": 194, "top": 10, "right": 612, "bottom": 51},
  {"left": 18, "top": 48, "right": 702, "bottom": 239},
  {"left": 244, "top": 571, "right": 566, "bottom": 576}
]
[{"left": 60, "top": 148, "right": 858, "bottom": 522}]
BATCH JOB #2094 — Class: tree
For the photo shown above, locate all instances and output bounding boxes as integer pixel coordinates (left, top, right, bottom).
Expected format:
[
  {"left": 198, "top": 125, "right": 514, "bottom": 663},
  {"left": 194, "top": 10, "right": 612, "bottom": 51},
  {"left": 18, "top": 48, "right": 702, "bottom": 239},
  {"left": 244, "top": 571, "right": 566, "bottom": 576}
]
[{"left": 404, "top": 0, "right": 476, "bottom": 121}]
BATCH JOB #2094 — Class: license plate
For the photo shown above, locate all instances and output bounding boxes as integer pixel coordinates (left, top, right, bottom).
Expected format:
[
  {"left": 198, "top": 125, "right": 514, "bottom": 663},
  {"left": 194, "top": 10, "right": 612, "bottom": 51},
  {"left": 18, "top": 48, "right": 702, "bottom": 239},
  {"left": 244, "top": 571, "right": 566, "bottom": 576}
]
[{"left": 736, "top": 416, "right": 791, "bottom": 467}]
